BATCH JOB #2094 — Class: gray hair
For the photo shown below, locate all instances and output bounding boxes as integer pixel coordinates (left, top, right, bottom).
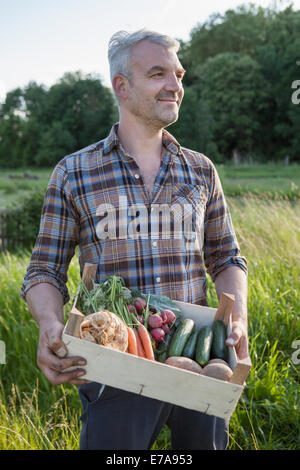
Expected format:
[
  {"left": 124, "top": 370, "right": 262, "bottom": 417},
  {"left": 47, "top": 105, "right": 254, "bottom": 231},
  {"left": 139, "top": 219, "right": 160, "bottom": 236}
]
[{"left": 108, "top": 29, "right": 180, "bottom": 85}]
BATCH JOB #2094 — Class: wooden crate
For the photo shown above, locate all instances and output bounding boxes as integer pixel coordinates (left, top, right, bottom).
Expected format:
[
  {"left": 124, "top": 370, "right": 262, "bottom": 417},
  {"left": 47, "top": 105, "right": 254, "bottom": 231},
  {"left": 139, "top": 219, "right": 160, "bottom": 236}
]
[{"left": 62, "top": 264, "right": 251, "bottom": 420}]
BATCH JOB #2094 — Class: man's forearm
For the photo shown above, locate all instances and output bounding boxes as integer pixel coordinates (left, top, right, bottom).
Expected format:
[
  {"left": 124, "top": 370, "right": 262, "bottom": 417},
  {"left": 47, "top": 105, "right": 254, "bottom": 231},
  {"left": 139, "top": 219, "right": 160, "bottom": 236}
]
[
  {"left": 214, "top": 266, "right": 248, "bottom": 327},
  {"left": 25, "top": 283, "right": 64, "bottom": 328}
]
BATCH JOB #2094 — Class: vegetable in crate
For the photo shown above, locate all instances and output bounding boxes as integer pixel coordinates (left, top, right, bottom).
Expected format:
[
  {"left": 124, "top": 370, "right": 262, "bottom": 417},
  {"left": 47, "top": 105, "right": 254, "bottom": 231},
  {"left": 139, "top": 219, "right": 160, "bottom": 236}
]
[
  {"left": 134, "top": 329, "right": 146, "bottom": 358},
  {"left": 154, "top": 324, "right": 176, "bottom": 362},
  {"left": 211, "top": 320, "right": 228, "bottom": 361},
  {"left": 148, "top": 314, "right": 163, "bottom": 329},
  {"left": 150, "top": 327, "right": 165, "bottom": 343},
  {"left": 182, "top": 327, "right": 198, "bottom": 359},
  {"left": 137, "top": 324, "right": 155, "bottom": 360},
  {"left": 80, "top": 310, "right": 128, "bottom": 352},
  {"left": 195, "top": 325, "right": 213, "bottom": 367},
  {"left": 202, "top": 361, "right": 233, "bottom": 382},
  {"left": 165, "top": 356, "right": 203, "bottom": 374},
  {"left": 168, "top": 318, "right": 194, "bottom": 357},
  {"left": 130, "top": 290, "right": 183, "bottom": 322},
  {"left": 126, "top": 326, "right": 138, "bottom": 355},
  {"left": 160, "top": 309, "right": 176, "bottom": 325},
  {"left": 77, "top": 276, "right": 138, "bottom": 327},
  {"left": 134, "top": 297, "right": 147, "bottom": 314}
]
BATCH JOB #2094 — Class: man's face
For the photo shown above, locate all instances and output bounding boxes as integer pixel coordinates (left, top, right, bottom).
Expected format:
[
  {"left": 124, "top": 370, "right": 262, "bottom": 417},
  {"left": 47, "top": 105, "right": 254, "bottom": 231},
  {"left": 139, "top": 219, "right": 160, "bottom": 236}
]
[{"left": 124, "top": 40, "right": 185, "bottom": 128}]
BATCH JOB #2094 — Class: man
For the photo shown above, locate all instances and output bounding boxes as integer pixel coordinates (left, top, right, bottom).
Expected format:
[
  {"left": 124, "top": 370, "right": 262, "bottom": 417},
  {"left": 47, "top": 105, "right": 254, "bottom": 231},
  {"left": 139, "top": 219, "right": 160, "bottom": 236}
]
[{"left": 21, "top": 29, "right": 248, "bottom": 450}]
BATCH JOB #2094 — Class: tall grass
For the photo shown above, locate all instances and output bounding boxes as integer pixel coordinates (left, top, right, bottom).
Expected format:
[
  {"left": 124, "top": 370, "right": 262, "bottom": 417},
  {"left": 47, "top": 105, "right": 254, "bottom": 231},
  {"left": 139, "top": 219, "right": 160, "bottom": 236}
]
[{"left": 0, "top": 197, "right": 299, "bottom": 450}]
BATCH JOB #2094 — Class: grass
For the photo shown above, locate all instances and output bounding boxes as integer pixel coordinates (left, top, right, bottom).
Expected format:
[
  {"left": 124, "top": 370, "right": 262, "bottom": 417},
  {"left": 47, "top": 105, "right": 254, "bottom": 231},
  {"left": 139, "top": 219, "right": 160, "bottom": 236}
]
[
  {"left": 0, "top": 169, "right": 51, "bottom": 210},
  {"left": 217, "top": 163, "right": 300, "bottom": 200},
  {"left": 0, "top": 165, "right": 299, "bottom": 450}
]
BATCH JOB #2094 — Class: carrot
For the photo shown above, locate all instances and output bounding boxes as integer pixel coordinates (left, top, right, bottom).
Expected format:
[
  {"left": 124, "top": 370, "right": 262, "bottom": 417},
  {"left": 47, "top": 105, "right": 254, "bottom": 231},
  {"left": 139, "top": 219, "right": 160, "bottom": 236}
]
[
  {"left": 137, "top": 324, "right": 155, "bottom": 360},
  {"left": 134, "top": 328, "right": 146, "bottom": 358},
  {"left": 126, "top": 326, "right": 138, "bottom": 356}
]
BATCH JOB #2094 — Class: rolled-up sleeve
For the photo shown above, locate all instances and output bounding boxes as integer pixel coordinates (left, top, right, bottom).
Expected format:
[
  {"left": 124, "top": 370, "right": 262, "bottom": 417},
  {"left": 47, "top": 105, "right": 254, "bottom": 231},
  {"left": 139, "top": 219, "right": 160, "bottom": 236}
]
[
  {"left": 203, "top": 163, "right": 247, "bottom": 282},
  {"left": 20, "top": 161, "right": 79, "bottom": 304}
]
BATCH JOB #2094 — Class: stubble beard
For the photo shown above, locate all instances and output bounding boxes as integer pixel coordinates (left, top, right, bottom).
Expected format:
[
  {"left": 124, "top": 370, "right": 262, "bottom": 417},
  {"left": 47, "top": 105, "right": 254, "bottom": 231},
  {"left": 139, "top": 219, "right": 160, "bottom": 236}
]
[{"left": 128, "top": 93, "right": 180, "bottom": 130}]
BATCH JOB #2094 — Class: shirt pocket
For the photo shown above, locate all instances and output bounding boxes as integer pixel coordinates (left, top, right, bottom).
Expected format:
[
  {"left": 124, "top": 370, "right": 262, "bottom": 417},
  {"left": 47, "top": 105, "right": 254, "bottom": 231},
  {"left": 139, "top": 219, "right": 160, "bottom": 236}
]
[{"left": 171, "top": 184, "right": 207, "bottom": 250}]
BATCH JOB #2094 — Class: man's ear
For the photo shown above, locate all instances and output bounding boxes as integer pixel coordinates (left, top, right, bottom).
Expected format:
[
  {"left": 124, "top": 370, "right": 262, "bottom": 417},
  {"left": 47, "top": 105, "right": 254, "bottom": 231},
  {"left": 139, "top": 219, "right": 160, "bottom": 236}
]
[{"left": 112, "top": 74, "right": 129, "bottom": 102}]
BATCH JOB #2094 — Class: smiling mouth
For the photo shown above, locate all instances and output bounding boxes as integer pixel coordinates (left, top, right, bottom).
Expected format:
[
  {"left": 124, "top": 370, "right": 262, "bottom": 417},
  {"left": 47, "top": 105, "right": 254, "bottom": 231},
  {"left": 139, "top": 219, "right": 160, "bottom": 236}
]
[{"left": 158, "top": 99, "right": 178, "bottom": 104}]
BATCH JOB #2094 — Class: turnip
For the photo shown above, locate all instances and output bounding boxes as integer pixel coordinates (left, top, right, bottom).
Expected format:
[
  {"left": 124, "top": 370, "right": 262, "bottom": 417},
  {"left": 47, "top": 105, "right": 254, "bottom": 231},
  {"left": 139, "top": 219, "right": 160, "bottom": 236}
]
[
  {"left": 150, "top": 328, "right": 165, "bottom": 343},
  {"left": 161, "top": 309, "right": 176, "bottom": 325},
  {"left": 148, "top": 313, "right": 163, "bottom": 329}
]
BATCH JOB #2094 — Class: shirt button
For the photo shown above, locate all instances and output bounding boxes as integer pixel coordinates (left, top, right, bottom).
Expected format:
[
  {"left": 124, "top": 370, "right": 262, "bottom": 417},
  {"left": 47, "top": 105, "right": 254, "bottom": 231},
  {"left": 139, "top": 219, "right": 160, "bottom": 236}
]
[
  {"left": 134, "top": 174, "right": 140, "bottom": 179},
  {"left": 156, "top": 277, "right": 161, "bottom": 283},
  {"left": 152, "top": 241, "right": 157, "bottom": 247}
]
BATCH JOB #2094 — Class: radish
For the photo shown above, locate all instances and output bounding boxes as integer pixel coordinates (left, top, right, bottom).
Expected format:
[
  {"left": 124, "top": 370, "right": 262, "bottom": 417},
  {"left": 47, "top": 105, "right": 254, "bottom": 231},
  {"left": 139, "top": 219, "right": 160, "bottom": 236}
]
[
  {"left": 148, "top": 314, "right": 163, "bottom": 329},
  {"left": 161, "top": 309, "right": 176, "bottom": 325},
  {"left": 160, "top": 311, "right": 168, "bottom": 323},
  {"left": 134, "top": 297, "right": 146, "bottom": 314},
  {"left": 161, "top": 323, "right": 171, "bottom": 334},
  {"left": 137, "top": 315, "right": 144, "bottom": 324},
  {"left": 150, "top": 328, "right": 165, "bottom": 343},
  {"left": 127, "top": 304, "right": 136, "bottom": 314}
]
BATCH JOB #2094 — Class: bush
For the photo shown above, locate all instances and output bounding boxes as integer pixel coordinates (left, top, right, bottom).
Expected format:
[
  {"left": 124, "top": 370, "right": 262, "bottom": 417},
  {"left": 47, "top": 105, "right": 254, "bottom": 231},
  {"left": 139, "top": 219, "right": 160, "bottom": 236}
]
[{"left": 1, "top": 191, "right": 44, "bottom": 250}]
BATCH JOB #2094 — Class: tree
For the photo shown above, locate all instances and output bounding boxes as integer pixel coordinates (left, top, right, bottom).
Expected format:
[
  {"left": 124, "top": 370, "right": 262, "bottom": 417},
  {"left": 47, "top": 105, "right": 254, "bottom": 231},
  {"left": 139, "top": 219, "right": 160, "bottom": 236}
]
[
  {"left": 256, "top": 6, "right": 300, "bottom": 161},
  {"left": 0, "top": 72, "right": 118, "bottom": 168},
  {"left": 44, "top": 71, "right": 118, "bottom": 151},
  {"left": 34, "top": 121, "right": 77, "bottom": 167},
  {"left": 0, "top": 112, "right": 26, "bottom": 167},
  {"left": 169, "top": 87, "right": 220, "bottom": 159},
  {"left": 194, "top": 52, "right": 269, "bottom": 161},
  {"left": 179, "top": 4, "right": 270, "bottom": 86}
]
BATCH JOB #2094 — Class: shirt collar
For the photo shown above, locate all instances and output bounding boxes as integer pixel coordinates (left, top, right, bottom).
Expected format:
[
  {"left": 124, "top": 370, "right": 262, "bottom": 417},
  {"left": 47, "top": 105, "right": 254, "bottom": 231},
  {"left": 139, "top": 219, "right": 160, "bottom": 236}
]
[
  {"left": 103, "top": 122, "right": 182, "bottom": 157},
  {"left": 103, "top": 122, "right": 120, "bottom": 155}
]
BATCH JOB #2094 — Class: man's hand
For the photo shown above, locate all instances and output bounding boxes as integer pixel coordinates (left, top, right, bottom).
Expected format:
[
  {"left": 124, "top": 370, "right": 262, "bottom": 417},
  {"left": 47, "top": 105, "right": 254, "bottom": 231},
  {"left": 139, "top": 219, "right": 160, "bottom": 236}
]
[
  {"left": 226, "top": 320, "right": 249, "bottom": 360},
  {"left": 37, "top": 320, "right": 89, "bottom": 386},
  {"left": 214, "top": 266, "right": 249, "bottom": 361}
]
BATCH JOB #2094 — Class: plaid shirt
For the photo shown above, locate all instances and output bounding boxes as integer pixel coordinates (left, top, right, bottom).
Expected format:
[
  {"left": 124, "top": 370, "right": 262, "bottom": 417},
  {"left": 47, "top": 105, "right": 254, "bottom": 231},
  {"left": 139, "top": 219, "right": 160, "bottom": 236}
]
[{"left": 21, "top": 123, "right": 247, "bottom": 306}]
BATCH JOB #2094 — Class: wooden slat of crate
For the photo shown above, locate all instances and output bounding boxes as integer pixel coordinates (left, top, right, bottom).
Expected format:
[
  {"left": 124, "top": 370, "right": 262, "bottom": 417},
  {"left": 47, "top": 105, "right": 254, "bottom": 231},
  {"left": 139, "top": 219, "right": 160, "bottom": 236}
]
[{"left": 62, "top": 331, "right": 243, "bottom": 420}]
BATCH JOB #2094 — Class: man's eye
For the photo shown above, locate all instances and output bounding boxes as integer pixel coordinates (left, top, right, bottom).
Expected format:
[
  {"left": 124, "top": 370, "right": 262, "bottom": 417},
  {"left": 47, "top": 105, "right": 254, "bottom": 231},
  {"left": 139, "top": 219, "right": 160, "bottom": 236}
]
[{"left": 152, "top": 73, "right": 164, "bottom": 77}]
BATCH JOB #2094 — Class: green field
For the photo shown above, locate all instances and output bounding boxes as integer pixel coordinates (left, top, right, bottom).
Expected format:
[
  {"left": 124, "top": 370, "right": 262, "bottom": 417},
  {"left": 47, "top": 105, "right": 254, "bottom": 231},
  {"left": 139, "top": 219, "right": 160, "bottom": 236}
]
[
  {"left": 0, "top": 163, "right": 299, "bottom": 210},
  {"left": 0, "top": 169, "right": 51, "bottom": 211},
  {"left": 0, "top": 165, "right": 299, "bottom": 450}
]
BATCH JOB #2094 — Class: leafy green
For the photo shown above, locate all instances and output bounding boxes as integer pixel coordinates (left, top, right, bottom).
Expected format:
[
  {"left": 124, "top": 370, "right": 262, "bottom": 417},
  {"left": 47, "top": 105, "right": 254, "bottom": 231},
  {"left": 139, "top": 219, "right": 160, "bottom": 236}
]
[
  {"left": 76, "top": 276, "right": 139, "bottom": 327},
  {"left": 77, "top": 279, "right": 183, "bottom": 328}
]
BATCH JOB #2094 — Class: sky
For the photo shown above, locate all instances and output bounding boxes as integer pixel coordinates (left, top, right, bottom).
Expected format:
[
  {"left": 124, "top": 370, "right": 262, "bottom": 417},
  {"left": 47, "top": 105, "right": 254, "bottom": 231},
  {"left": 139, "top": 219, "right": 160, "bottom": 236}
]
[{"left": 0, "top": 0, "right": 299, "bottom": 102}]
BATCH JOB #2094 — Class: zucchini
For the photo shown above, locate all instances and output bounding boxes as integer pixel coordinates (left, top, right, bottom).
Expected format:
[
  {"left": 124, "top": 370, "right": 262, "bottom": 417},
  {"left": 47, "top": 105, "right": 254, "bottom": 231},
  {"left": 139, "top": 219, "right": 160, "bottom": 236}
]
[
  {"left": 211, "top": 320, "right": 227, "bottom": 360},
  {"left": 168, "top": 318, "right": 194, "bottom": 357},
  {"left": 182, "top": 327, "right": 198, "bottom": 359},
  {"left": 195, "top": 325, "right": 213, "bottom": 366}
]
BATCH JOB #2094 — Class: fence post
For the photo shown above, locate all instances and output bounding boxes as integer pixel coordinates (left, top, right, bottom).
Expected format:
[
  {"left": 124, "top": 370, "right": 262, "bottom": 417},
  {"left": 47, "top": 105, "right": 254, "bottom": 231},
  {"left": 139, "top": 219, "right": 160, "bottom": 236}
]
[{"left": 0, "top": 210, "right": 10, "bottom": 251}]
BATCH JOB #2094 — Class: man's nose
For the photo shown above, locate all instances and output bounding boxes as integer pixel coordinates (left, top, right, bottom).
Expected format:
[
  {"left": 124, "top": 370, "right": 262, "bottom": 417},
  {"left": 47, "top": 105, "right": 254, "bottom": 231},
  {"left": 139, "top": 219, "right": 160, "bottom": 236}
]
[{"left": 164, "top": 73, "right": 182, "bottom": 92}]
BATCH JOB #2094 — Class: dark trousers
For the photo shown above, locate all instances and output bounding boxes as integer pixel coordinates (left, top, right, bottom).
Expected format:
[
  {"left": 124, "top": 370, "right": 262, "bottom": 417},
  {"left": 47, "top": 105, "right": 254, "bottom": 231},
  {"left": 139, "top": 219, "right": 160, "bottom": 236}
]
[{"left": 78, "top": 382, "right": 229, "bottom": 450}]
